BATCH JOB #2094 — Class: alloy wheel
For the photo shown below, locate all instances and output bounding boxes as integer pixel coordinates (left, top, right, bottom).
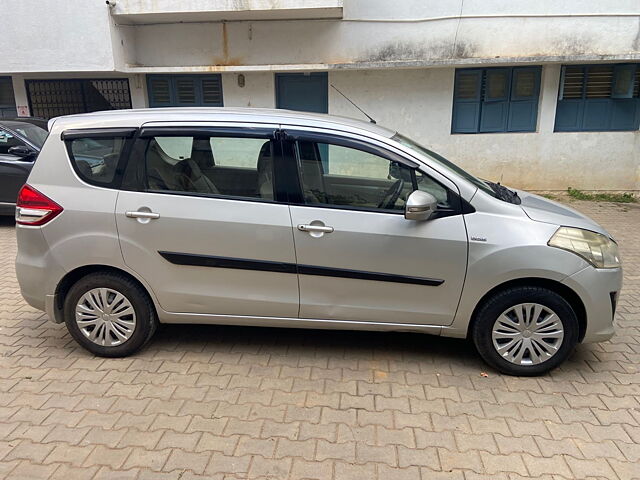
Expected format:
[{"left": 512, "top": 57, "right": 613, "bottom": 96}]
[
  {"left": 75, "top": 288, "right": 137, "bottom": 346},
  {"left": 491, "top": 302, "right": 564, "bottom": 366}
]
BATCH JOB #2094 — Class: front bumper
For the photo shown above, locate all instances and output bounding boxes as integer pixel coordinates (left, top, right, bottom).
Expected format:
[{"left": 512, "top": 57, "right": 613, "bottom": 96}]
[{"left": 562, "top": 265, "right": 623, "bottom": 343}]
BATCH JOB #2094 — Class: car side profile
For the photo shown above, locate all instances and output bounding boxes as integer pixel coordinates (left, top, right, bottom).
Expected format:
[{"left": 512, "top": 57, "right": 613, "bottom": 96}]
[{"left": 15, "top": 108, "right": 622, "bottom": 375}]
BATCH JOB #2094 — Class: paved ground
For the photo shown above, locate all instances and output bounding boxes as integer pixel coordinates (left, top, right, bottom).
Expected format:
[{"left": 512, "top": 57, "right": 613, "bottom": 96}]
[{"left": 0, "top": 200, "right": 639, "bottom": 480}]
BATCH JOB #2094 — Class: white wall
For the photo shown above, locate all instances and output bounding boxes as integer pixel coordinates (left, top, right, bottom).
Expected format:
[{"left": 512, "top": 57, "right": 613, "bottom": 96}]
[
  {"left": 3, "top": 1, "right": 639, "bottom": 73},
  {"left": 1, "top": 0, "right": 115, "bottom": 73},
  {"left": 328, "top": 68, "right": 640, "bottom": 191},
  {"left": 221, "top": 73, "right": 276, "bottom": 108}
]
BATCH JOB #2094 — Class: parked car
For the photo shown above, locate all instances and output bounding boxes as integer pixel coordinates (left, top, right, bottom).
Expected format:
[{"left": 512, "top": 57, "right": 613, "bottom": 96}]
[
  {"left": 0, "top": 118, "right": 48, "bottom": 215},
  {"left": 15, "top": 108, "right": 621, "bottom": 375}
]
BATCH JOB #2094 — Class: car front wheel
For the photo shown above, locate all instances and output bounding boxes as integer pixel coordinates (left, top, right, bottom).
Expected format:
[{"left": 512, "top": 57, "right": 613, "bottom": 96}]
[{"left": 471, "top": 286, "right": 579, "bottom": 376}]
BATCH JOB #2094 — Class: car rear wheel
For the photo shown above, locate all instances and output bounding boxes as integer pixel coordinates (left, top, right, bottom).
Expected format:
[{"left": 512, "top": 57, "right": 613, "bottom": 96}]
[
  {"left": 63, "top": 272, "right": 157, "bottom": 357},
  {"left": 471, "top": 286, "right": 579, "bottom": 376}
]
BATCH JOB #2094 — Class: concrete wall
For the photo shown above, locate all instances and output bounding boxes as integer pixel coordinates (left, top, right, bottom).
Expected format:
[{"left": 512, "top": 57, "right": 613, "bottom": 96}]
[
  {"left": 1, "top": 0, "right": 115, "bottom": 73},
  {"left": 3, "top": 1, "right": 639, "bottom": 73},
  {"left": 328, "top": 67, "right": 640, "bottom": 192},
  {"left": 220, "top": 68, "right": 639, "bottom": 191}
]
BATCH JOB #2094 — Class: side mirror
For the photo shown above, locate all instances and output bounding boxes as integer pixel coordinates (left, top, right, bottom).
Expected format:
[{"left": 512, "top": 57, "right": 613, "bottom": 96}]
[
  {"left": 8, "top": 145, "right": 36, "bottom": 160},
  {"left": 405, "top": 190, "right": 438, "bottom": 221}
]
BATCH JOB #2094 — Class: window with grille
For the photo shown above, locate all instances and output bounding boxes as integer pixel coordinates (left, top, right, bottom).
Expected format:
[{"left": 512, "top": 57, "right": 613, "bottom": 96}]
[
  {"left": 555, "top": 64, "right": 640, "bottom": 132},
  {"left": 452, "top": 67, "right": 541, "bottom": 134},
  {"left": 147, "top": 75, "right": 223, "bottom": 107},
  {"left": 0, "top": 77, "right": 17, "bottom": 119},
  {"left": 25, "top": 79, "right": 132, "bottom": 120}
]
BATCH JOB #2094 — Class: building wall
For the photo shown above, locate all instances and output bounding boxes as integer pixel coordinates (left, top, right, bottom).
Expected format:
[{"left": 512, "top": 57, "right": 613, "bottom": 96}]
[
  {"left": 218, "top": 67, "right": 640, "bottom": 191},
  {"left": 3, "top": 1, "right": 639, "bottom": 73}
]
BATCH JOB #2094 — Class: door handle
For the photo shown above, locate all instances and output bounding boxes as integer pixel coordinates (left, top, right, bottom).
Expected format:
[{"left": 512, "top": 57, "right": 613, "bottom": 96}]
[
  {"left": 126, "top": 211, "right": 160, "bottom": 219},
  {"left": 297, "top": 224, "right": 334, "bottom": 233}
]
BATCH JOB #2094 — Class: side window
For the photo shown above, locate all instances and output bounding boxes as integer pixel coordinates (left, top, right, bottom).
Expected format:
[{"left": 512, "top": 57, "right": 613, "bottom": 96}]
[
  {"left": 143, "top": 135, "right": 275, "bottom": 200},
  {"left": 0, "top": 129, "right": 24, "bottom": 155},
  {"left": 68, "top": 136, "right": 127, "bottom": 186},
  {"left": 296, "top": 140, "right": 451, "bottom": 212}
]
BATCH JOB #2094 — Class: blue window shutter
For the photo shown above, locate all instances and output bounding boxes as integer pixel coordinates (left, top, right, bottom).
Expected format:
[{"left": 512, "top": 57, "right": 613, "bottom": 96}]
[
  {"left": 147, "top": 76, "right": 173, "bottom": 107},
  {"left": 582, "top": 99, "right": 610, "bottom": 131},
  {"left": 612, "top": 65, "right": 635, "bottom": 99},
  {"left": 508, "top": 102, "right": 537, "bottom": 131},
  {"left": 507, "top": 67, "right": 540, "bottom": 132},
  {"left": 147, "top": 74, "right": 223, "bottom": 107},
  {"left": 452, "top": 103, "right": 481, "bottom": 133},
  {"left": 480, "top": 69, "right": 510, "bottom": 132},
  {"left": 610, "top": 98, "right": 640, "bottom": 130},
  {"left": 480, "top": 102, "right": 509, "bottom": 132},
  {"left": 452, "top": 70, "right": 481, "bottom": 133},
  {"left": 554, "top": 101, "right": 584, "bottom": 132}
]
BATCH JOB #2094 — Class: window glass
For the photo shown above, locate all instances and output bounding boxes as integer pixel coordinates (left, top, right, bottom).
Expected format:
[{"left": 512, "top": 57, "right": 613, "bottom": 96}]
[
  {"left": 69, "top": 137, "right": 126, "bottom": 185},
  {"left": 486, "top": 70, "right": 508, "bottom": 100},
  {"left": 10, "top": 124, "right": 48, "bottom": 148},
  {"left": 210, "top": 137, "right": 267, "bottom": 168},
  {"left": 297, "top": 141, "right": 451, "bottom": 212},
  {"left": 144, "top": 135, "right": 274, "bottom": 200},
  {"left": 513, "top": 70, "right": 537, "bottom": 98},
  {"left": 0, "top": 129, "right": 23, "bottom": 154}
]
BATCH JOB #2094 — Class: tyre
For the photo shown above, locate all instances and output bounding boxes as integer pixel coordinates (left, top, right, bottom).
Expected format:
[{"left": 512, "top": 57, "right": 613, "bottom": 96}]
[
  {"left": 471, "top": 286, "right": 579, "bottom": 376},
  {"left": 63, "top": 272, "right": 157, "bottom": 357}
]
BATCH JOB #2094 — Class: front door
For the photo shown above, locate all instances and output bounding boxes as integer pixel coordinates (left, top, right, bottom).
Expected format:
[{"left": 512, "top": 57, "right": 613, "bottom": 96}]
[
  {"left": 285, "top": 131, "right": 468, "bottom": 326},
  {"left": 116, "top": 125, "right": 299, "bottom": 318},
  {"left": 276, "top": 73, "right": 328, "bottom": 113}
]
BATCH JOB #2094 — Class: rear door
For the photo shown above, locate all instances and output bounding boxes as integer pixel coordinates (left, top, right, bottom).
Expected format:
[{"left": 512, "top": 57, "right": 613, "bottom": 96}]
[
  {"left": 284, "top": 129, "right": 468, "bottom": 326},
  {"left": 115, "top": 123, "right": 299, "bottom": 318}
]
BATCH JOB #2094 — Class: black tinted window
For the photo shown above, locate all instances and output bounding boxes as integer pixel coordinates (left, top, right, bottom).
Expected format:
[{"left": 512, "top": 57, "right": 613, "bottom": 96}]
[
  {"left": 68, "top": 137, "right": 127, "bottom": 186},
  {"left": 143, "top": 135, "right": 275, "bottom": 200}
]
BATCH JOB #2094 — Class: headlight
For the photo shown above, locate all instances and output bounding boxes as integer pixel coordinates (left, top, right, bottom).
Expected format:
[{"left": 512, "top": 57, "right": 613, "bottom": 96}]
[{"left": 548, "top": 227, "right": 620, "bottom": 268}]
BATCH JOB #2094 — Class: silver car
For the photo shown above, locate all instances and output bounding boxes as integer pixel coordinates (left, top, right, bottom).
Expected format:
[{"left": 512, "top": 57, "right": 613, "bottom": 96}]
[{"left": 15, "top": 108, "right": 622, "bottom": 375}]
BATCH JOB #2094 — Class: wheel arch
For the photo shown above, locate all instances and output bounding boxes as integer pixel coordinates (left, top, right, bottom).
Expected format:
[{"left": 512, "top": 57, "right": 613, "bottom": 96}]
[
  {"left": 467, "top": 277, "right": 587, "bottom": 342},
  {"left": 53, "top": 264, "right": 158, "bottom": 324}
]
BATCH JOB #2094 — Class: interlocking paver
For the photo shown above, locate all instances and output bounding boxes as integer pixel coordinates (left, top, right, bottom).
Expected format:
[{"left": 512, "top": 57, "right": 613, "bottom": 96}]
[{"left": 0, "top": 200, "right": 639, "bottom": 478}]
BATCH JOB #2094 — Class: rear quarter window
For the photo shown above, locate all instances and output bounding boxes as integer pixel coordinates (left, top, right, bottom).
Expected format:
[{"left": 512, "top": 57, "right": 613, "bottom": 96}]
[{"left": 67, "top": 136, "right": 128, "bottom": 187}]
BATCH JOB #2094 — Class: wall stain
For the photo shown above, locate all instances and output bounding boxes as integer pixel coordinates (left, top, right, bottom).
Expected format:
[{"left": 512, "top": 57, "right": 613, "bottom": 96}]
[
  {"left": 363, "top": 40, "right": 477, "bottom": 63},
  {"left": 213, "top": 22, "right": 243, "bottom": 66}
]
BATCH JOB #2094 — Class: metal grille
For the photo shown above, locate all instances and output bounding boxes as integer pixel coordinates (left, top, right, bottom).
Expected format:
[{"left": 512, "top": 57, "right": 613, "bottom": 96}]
[
  {"left": 0, "top": 77, "right": 17, "bottom": 119},
  {"left": 202, "top": 77, "right": 223, "bottom": 105},
  {"left": 585, "top": 66, "right": 613, "bottom": 98},
  {"left": 561, "top": 67, "right": 585, "bottom": 99},
  {"left": 26, "top": 79, "right": 132, "bottom": 119}
]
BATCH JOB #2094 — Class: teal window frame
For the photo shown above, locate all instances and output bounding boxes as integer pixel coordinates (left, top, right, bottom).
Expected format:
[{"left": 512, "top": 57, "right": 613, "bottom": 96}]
[
  {"left": 452, "top": 66, "right": 542, "bottom": 134},
  {"left": 554, "top": 63, "right": 640, "bottom": 132},
  {"left": 147, "top": 74, "right": 223, "bottom": 108}
]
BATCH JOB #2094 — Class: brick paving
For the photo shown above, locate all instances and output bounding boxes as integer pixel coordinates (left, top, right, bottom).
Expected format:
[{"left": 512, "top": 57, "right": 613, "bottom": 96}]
[{"left": 0, "top": 199, "right": 638, "bottom": 480}]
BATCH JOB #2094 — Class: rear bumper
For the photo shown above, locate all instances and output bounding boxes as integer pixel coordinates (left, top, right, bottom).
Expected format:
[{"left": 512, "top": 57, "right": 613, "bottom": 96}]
[
  {"left": 15, "top": 225, "right": 66, "bottom": 319},
  {"left": 562, "top": 265, "right": 623, "bottom": 343}
]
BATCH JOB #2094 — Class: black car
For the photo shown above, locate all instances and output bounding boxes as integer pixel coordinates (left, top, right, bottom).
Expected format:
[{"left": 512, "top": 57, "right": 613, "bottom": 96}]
[{"left": 0, "top": 118, "right": 48, "bottom": 215}]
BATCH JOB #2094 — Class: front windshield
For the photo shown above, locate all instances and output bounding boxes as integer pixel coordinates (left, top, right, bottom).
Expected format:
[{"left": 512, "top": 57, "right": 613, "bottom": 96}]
[
  {"left": 393, "top": 133, "right": 497, "bottom": 198},
  {"left": 5, "top": 123, "right": 48, "bottom": 149}
]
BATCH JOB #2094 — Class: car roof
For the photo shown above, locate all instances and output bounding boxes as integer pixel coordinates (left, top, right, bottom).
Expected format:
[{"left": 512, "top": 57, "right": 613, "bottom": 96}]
[{"left": 48, "top": 107, "right": 396, "bottom": 139}]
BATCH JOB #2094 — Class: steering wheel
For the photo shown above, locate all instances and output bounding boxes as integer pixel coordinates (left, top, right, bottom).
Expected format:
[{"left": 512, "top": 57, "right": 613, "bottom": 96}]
[{"left": 377, "top": 179, "right": 404, "bottom": 210}]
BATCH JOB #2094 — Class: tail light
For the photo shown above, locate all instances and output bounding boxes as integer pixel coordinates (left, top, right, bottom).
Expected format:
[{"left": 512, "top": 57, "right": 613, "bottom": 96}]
[{"left": 15, "top": 184, "right": 63, "bottom": 226}]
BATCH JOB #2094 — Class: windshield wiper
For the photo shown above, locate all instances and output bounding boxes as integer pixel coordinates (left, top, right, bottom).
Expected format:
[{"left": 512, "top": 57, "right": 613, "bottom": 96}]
[{"left": 486, "top": 181, "right": 521, "bottom": 205}]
